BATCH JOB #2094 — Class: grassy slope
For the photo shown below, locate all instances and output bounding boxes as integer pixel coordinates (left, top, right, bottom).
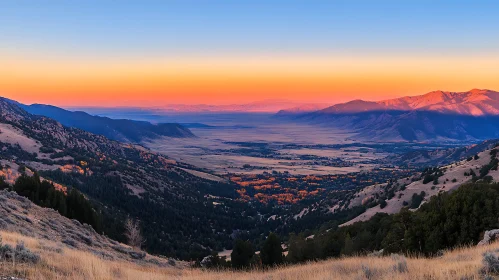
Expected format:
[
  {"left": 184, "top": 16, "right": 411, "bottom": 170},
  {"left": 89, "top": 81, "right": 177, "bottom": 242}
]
[
  {"left": 343, "top": 146, "right": 499, "bottom": 226},
  {"left": 1, "top": 229, "right": 498, "bottom": 280}
]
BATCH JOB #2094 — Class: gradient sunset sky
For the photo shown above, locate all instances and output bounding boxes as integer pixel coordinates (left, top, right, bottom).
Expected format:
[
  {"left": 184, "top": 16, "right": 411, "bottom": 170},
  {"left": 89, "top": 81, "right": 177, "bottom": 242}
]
[{"left": 1, "top": 0, "right": 499, "bottom": 107}]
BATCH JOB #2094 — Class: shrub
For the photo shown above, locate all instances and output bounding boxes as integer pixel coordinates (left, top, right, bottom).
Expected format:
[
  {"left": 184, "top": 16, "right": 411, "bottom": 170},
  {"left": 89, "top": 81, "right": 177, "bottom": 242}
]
[
  {"left": 410, "top": 191, "right": 425, "bottom": 209},
  {"left": 14, "top": 241, "right": 41, "bottom": 263},
  {"left": 362, "top": 265, "right": 375, "bottom": 279},
  {"left": 391, "top": 254, "right": 408, "bottom": 273},
  {"left": 62, "top": 238, "right": 78, "bottom": 248},
  {"left": 0, "top": 237, "right": 40, "bottom": 264},
  {"left": 379, "top": 199, "right": 387, "bottom": 209},
  {"left": 482, "top": 252, "right": 499, "bottom": 275},
  {"left": 129, "top": 251, "right": 146, "bottom": 260},
  {"left": 483, "top": 176, "right": 494, "bottom": 184}
]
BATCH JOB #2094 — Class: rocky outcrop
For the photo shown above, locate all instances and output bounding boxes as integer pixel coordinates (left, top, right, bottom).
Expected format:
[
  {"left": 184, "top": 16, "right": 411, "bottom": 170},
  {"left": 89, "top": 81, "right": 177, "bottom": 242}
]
[{"left": 478, "top": 229, "right": 499, "bottom": 246}]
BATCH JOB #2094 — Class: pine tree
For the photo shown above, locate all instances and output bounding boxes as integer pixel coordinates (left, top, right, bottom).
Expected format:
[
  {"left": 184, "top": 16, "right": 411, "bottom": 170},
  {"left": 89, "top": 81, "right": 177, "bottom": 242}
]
[
  {"left": 261, "top": 232, "right": 284, "bottom": 266},
  {"left": 342, "top": 233, "right": 354, "bottom": 256},
  {"left": 231, "top": 239, "right": 254, "bottom": 269}
]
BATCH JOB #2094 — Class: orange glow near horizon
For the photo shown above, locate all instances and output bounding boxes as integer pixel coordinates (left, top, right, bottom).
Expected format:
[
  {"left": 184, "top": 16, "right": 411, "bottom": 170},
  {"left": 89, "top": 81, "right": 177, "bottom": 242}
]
[{"left": 2, "top": 52, "right": 499, "bottom": 107}]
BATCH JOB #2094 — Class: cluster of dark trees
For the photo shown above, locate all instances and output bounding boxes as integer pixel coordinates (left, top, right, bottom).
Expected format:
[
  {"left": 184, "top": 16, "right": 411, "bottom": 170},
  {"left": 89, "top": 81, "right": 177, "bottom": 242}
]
[
  {"left": 421, "top": 167, "right": 444, "bottom": 184},
  {"left": 10, "top": 173, "right": 102, "bottom": 232},
  {"left": 203, "top": 232, "right": 284, "bottom": 269},
  {"left": 408, "top": 191, "right": 426, "bottom": 209},
  {"left": 478, "top": 149, "right": 499, "bottom": 179},
  {"left": 0, "top": 175, "right": 10, "bottom": 190},
  {"left": 40, "top": 169, "right": 276, "bottom": 260},
  {"left": 463, "top": 150, "right": 498, "bottom": 184},
  {"left": 284, "top": 182, "right": 499, "bottom": 263}
]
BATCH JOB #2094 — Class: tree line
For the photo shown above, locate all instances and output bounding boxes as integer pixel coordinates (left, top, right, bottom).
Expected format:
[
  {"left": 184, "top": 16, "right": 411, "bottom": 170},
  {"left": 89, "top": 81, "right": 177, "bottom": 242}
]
[
  {"left": 284, "top": 182, "right": 499, "bottom": 263},
  {"left": 202, "top": 232, "right": 285, "bottom": 269},
  {"left": 5, "top": 173, "right": 102, "bottom": 232},
  {"left": 203, "top": 181, "right": 499, "bottom": 269}
]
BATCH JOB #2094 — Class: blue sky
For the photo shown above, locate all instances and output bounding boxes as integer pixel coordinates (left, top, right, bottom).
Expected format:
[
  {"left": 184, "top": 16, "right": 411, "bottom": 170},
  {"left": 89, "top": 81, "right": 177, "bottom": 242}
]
[
  {"left": 1, "top": 0, "right": 498, "bottom": 56},
  {"left": 2, "top": 1, "right": 499, "bottom": 106}
]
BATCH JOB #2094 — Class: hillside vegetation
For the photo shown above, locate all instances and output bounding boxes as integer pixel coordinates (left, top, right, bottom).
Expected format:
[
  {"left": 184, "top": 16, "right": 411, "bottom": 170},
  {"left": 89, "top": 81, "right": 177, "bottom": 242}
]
[
  {"left": 0, "top": 97, "right": 261, "bottom": 259},
  {"left": 344, "top": 143, "right": 499, "bottom": 225},
  {"left": 4, "top": 180, "right": 499, "bottom": 279},
  {"left": 2, "top": 228, "right": 499, "bottom": 280},
  {"left": 284, "top": 182, "right": 499, "bottom": 264}
]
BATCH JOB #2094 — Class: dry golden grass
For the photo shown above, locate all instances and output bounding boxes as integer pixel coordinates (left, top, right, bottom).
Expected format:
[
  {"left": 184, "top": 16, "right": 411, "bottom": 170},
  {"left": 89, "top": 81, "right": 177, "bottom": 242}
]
[
  {"left": 0, "top": 231, "right": 182, "bottom": 280},
  {"left": 1, "top": 230, "right": 498, "bottom": 279}
]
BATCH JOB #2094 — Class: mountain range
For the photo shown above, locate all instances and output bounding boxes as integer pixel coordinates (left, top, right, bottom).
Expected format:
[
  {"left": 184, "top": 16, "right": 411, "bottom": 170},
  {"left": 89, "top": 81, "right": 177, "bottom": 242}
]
[
  {"left": 319, "top": 89, "right": 499, "bottom": 116},
  {"left": 75, "top": 100, "right": 329, "bottom": 114},
  {"left": 151, "top": 100, "right": 329, "bottom": 113},
  {"left": 5, "top": 100, "right": 195, "bottom": 143},
  {"left": 279, "top": 89, "right": 499, "bottom": 142},
  {"left": 3, "top": 92, "right": 499, "bottom": 271}
]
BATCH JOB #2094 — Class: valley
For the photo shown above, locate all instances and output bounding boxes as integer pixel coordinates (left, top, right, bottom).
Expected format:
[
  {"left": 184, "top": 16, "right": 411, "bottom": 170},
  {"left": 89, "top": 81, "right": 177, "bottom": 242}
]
[
  {"left": 3, "top": 92, "right": 499, "bottom": 279},
  {"left": 4, "top": 2, "right": 499, "bottom": 279}
]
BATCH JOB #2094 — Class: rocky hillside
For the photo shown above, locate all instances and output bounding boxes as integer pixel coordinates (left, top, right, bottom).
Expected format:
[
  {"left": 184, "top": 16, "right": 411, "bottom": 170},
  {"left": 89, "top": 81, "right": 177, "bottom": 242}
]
[
  {"left": 3, "top": 201, "right": 499, "bottom": 280},
  {"left": 343, "top": 142, "right": 499, "bottom": 225},
  {"left": 0, "top": 97, "right": 257, "bottom": 259},
  {"left": 0, "top": 189, "right": 175, "bottom": 266},
  {"left": 388, "top": 139, "right": 499, "bottom": 167}
]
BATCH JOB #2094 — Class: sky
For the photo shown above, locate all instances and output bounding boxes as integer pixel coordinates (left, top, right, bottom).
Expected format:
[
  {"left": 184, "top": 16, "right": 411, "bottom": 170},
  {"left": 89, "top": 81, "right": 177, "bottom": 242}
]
[{"left": 1, "top": 0, "right": 499, "bottom": 107}]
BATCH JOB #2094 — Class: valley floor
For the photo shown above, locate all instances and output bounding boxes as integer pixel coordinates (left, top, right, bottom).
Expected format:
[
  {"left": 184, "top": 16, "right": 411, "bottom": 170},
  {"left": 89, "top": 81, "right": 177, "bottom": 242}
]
[{"left": 1, "top": 229, "right": 498, "bottom": 280}]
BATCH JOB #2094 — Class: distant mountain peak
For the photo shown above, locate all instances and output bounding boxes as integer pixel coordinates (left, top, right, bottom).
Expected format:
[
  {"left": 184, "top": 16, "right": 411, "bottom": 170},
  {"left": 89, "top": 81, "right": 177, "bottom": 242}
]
[
  {"left": 469, "top": 88, "right": 491, "bottom": 94},
  {"left": 319, "top": 89, "right": 499, "bottom": 116},
  {"left": 275, "top": 103, "right": 331, "bottom": 115},
  {"left": 294, "top": 88, "right": 499, "bottom": 142}
]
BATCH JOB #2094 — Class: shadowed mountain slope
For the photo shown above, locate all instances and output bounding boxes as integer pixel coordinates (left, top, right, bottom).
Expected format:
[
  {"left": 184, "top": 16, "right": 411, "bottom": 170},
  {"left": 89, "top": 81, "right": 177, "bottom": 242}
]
[
  {"left": 14, "top": 102, "right": 194, "bottom": 143},
  {"left": 287, "top": 89, "right": 499, "bottom": 142},
  {"left": 321, "top": 89, "right": 499, "bottom": 116},
  {"left": 0, "top": 97, "right": 259, "bottom": 259}
]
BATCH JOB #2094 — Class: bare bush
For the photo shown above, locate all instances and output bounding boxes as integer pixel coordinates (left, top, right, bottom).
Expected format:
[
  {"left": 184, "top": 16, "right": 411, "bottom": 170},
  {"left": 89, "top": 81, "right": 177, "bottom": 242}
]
[{"left": 124, "top": 218, "right": 144, "bottom": 249}]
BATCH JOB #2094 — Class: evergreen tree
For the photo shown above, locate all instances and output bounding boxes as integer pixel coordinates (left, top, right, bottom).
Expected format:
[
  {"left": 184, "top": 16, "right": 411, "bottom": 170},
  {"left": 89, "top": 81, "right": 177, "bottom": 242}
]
[
  {"left": 342, "top": 233, "right": 354, "bottom": 255},
  {"left": 231, "top": 239, "right": 254, "bottom": 269},
  {"left": 287, "top": 233, "right": 306, "bottom": 263},
  {"left": 0, "top": 176, "right": 10, "bottom": 190},
  {"left": 261, "top": 232, "right": 284, "bottom": 266}
]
